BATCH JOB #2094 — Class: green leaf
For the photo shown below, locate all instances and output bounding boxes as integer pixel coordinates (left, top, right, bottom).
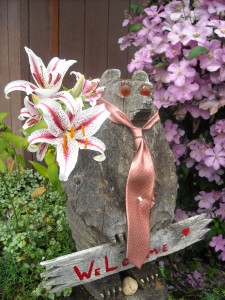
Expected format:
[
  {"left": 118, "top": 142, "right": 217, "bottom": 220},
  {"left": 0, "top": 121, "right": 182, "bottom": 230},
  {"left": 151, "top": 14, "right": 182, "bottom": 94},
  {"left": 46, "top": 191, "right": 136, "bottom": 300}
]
[
  {"left": 15, "top": 154, "right": 27, "bottom": 169},
  {"left": 70, "top": 74, "right": 85, "bottom": 98},
  {"left": 129, "top": 23, "right": 143, "bottom": 33},
  {"left": 130, "top": 3, "right": 142, "bottom": 14},
  {"left": 44, "top": 151, "right": 55, "bottom": 166},
  {"left": 155, "top": 62, "right": 167, "bottom": 68},
  {"left": 0, "top": 160, "right": 7, "bottom": 173},
  {"left": 187, "top": 46, "right": 208, "bottom": 60},
  {"left": 23, "top": 119, "right": 47, "bottom": 136},
  {"left": 0, "top": 112, "right": 8, "bottom": 123},
  {"left": 47, "top": 163, "right": 62, "bottom": 193},
  {"left": 29, "top": 161, "right": 49, "bottom": 179}
]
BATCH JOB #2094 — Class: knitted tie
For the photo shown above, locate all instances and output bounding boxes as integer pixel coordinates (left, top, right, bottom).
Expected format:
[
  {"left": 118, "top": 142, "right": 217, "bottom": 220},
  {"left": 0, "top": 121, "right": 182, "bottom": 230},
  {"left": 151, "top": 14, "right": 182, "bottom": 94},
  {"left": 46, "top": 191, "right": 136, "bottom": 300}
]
[{"left": 99, "top": 98, "right": 159, "bottom": 269}]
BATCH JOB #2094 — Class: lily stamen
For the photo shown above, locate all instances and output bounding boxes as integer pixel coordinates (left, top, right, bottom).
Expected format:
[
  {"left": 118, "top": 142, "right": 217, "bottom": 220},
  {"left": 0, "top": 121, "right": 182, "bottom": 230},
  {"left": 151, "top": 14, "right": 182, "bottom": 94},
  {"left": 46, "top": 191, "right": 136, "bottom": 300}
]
[
  {"left": 62, "top": 133, "right": 68, "bottom": 155},
  {"left": 84, "top": 138, "right": 88, "bottom": 150},
  {"left": 82, "top": 125, "right": 85, "bottom": 136},
  {"left": 70, "top": 125, "right": 75, "bottom": 138}
]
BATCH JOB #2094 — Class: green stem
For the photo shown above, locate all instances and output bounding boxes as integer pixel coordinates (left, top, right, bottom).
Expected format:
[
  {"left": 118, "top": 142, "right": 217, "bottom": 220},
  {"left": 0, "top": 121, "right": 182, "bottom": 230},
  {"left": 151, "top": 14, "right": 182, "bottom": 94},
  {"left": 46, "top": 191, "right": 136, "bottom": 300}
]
[{"left": 0, "top": 171, "right": 18, "bottom": 231}]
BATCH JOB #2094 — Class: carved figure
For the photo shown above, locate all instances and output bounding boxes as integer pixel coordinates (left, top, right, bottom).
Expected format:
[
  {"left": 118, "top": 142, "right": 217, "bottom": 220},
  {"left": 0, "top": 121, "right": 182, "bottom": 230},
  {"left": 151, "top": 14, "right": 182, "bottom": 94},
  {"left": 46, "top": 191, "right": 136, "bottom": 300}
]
[{"left": 64, "top": 69, "right": 177, "bottom": 299}]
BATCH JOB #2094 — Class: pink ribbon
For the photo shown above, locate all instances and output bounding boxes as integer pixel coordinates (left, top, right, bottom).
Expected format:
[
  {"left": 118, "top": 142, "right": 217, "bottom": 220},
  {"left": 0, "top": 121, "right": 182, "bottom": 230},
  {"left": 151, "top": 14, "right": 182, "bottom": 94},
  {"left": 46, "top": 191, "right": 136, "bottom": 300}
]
[{"left": 99, "top": 98, "right": 160, "bottom": 269}]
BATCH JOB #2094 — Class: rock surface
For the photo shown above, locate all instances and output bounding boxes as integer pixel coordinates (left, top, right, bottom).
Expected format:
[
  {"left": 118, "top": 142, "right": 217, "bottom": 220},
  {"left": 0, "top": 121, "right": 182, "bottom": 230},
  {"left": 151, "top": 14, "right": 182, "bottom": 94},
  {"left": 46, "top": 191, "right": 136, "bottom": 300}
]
[{"left": 122, "top": 277, "right": 138, "bottom": 296}]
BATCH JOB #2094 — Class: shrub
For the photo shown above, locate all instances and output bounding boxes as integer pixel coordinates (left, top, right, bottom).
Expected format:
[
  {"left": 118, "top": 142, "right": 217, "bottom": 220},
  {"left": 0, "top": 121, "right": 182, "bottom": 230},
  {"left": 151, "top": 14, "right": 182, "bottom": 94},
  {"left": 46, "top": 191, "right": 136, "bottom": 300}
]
[{"left": 0, "top": 169, "right": 75, "bottom": 299}]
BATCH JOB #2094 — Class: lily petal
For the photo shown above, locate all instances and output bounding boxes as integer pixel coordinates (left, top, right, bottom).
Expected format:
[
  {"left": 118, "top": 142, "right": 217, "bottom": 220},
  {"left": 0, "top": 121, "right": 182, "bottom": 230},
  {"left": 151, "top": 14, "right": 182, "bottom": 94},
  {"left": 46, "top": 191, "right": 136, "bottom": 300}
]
[
  {"left": 22, "top": 117, "right": 40, "bottom": 130},
  {"left": 25, "top": 47, "right": 48, "bottom": 88},
  {"left": 37, "top": 99, "right": 71, "bottom": 136},
  {"left": 77, "top": 136, "right": 106, "bottom": 154},
  {"left": 28, "top": 129, "right": 59, "bottom": 147},
  {"left": 54, "top": 91, "right": 83, "bottom": 114},
  {"left": 4, "top": 80, "right": 37, "bottom": 98},
  {"left": 24, "top": 96, "right": 39, "bottom": 115},
  {"left": 75, "top": 104, "right": 110, "bottom": 137},
  {"left": 19, "top": 108, "right": 31, "bottom": 120},
  {"left": 56, "top": 138, "right": 79, "bottom": 181},
  {"left": 37, "top": 143, "right": 48, "bottom": 161}
]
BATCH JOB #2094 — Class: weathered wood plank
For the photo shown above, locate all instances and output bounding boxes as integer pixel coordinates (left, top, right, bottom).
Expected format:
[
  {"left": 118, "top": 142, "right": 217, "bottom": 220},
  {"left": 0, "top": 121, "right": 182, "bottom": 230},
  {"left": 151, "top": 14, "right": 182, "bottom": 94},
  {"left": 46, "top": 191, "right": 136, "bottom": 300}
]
[
  {"left": 0, "top": 0, "right": 11, "bottom": 126},
  {"left": 59, "top": 0, "right": 85, "bottom": 87},
  {"left": 40, "top": 214, "right": 211, "bottom": 293},
  {"left": 84, "top": 0, "right": 109, "bottom": 78},
  {"left": 108, "top": 0, "right": 130, "bottom": 78}
]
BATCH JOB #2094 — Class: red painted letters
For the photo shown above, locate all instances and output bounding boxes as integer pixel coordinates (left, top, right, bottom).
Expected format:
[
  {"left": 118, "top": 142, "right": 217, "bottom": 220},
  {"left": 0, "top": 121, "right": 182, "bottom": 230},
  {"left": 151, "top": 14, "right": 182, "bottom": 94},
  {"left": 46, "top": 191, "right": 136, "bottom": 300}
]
[
  {"left": 73, "top": 260, "right": 94, "bottom": 280},
  {"left": 105, "top": 256, "right": 118, "bottom": 272}
]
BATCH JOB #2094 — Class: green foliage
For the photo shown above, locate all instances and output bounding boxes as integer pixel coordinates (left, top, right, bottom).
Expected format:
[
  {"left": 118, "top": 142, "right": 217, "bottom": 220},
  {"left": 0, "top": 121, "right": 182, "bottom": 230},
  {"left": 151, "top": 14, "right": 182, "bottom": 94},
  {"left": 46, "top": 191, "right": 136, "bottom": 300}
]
[
  {"left": 187, "top": 46, "right": 208, "bottom": 60},
  {"left": 130, "top": 3, "right": 142, "bottom": 14},
  {"left": 0, "top": 169, "right": 76, "bottom": 299},
  {"left": 0, "top": 112, "right": 27, "bottom": 173},
  {"left": 129, "top": 23, "right": 143, "bottom": 33}
]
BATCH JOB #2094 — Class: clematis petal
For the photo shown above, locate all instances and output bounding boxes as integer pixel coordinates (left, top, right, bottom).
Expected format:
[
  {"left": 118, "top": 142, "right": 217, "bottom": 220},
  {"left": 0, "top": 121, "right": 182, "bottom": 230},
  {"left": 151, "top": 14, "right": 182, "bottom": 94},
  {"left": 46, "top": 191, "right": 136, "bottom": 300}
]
[
  {"left": 4, "top": 80, "right": 37, "bottom": 98},
  {"left": 54, "top": 91, "right": 83, "bottom": 114},
  {"left": 25, "top": 47, "right": 48, "bottom": 88},
  {"left": 56, "top": 138, "right": 79, "bottom": 181},
  {"left": 77, "top": 136, "right": 106, "bottom": 153},
  {"left": 75, "top": 104, "right": 110, "bottom": 137},
  {"left": 37, "top": 99, "right": 71, "bottom": 136}
]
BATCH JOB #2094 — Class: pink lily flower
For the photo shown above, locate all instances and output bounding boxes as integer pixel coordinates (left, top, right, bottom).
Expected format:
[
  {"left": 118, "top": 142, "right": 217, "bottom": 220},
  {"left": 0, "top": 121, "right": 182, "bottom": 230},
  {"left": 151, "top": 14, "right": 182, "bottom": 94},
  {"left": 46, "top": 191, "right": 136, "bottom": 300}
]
[
  {"left": 19, "top": 96, "right": 42, "bottom": 130},
  {"left": 28, "top": 99, "right": 110, "bottom": 181},
  {"left": 71, "top": 72, "right": 105, "bottom": 106},
  {"left": 4, "top": 47, "right": 76, "bottom": 99}
]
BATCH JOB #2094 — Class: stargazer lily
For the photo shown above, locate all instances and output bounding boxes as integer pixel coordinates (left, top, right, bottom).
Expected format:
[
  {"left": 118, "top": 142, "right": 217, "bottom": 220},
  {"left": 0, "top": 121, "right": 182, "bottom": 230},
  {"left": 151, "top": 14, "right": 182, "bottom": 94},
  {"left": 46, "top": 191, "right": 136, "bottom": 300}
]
[
  {"left": 4, "top": 47, "right": 76, "bottom": 99},
  {"left": 28, "top": 99, "right": 110, "bottom": 181},
  {"left": 71, "top": 72, "right": 105, "bottom": 106},
  {"left": 19, "top": 96, "right": 42, "bottom": 130}
]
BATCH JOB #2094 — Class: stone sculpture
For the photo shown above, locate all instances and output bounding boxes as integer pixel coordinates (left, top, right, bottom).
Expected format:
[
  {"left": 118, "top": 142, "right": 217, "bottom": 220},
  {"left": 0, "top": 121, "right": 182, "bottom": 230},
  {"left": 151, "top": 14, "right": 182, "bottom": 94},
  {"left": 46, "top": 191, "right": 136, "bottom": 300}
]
[{"left": 64, "top": 69, "right": 177, "bottom": 299}]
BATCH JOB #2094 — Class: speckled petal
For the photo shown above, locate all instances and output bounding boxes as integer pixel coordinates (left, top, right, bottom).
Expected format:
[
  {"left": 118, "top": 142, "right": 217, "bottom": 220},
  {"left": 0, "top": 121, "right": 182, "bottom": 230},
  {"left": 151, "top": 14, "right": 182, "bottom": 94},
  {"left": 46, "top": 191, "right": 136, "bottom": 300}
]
[
  {"left": 56, "top": 138, "right": 79, "bottom": 181},
  {"left": 74, "top": 104, "right": 110, "bottom": 138},
  {"left": 37, "top": 99, "right": 71, "bottom": 137}
]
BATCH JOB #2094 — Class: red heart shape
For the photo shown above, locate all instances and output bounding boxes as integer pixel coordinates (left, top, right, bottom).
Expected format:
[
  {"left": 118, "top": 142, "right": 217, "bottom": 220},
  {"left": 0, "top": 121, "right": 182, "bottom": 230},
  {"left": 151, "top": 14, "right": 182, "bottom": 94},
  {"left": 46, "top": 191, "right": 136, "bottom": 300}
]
[{"left": 182, "top": 228, "right": 190, "bottom": 236}]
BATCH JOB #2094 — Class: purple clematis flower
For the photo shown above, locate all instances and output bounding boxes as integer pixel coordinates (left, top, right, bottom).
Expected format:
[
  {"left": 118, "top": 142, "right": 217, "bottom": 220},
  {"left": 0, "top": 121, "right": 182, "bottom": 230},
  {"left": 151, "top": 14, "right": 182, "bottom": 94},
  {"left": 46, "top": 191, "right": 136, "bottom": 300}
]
[
  {"left": 167, "top": 60, "right": 196, "bottom": 87},
  {"left": 209, "top": 235, "right": 225, "bottom": 252}
]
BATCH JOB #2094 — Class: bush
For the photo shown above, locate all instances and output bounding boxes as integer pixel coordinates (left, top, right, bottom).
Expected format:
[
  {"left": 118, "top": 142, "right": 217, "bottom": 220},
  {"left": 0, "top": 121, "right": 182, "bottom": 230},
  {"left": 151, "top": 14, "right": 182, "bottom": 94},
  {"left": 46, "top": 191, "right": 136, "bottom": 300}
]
[{"left": 0, "top": 169, "right": 75, "bottom": 299}]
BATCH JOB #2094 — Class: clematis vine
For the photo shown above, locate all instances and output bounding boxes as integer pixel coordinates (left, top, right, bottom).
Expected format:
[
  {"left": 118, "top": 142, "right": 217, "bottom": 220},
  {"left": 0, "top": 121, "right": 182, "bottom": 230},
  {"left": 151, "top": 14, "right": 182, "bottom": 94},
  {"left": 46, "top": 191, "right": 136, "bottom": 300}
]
[{"left": 28, "top": 100, "right": 109, "bottom": 181}]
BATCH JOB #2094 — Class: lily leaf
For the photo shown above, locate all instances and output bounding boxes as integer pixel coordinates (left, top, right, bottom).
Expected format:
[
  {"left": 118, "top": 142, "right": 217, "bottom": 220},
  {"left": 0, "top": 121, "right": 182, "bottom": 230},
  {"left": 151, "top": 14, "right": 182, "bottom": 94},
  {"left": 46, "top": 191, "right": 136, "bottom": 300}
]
[
  {"left": 0, "top": 112, "right": 8, "bottom": 122},
  {"left": 24, "top": 119, "right": 47, "bottom": 136},
  {"left": 70, "top": 74, "right": 85, "bottom": 98},
  {"left": 29, "top": 161, "right": 49, "bottom": 179},
  {"left": 129, "top": 23, "right": 143, "bottom": 33},
  {"left": 47, "top": 163, "right": 63, "bottom": 193},
  {"left": 187, "top": 46, "right": 208, "bottom": 60},
  {"left": 44, "top": 150, "right": 55, "bottom": 166}
]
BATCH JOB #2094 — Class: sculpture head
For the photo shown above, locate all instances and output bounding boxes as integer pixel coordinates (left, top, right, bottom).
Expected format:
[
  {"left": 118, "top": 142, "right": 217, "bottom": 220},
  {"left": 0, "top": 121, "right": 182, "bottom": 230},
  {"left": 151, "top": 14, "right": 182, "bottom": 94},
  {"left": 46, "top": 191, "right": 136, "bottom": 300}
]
[{"left": 100, "top": 69, "right": 156, "bottom": 126}]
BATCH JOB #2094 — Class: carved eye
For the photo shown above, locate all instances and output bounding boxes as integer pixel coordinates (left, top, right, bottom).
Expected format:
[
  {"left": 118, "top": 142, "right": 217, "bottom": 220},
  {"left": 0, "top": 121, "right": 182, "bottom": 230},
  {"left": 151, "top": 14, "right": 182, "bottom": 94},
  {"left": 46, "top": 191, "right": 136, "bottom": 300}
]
[
  {"left": 119, "top": 84, "right": 131, "bottom": 97},
  {"left": 140, "top": 85, "right": 151, "bottom": 97}
]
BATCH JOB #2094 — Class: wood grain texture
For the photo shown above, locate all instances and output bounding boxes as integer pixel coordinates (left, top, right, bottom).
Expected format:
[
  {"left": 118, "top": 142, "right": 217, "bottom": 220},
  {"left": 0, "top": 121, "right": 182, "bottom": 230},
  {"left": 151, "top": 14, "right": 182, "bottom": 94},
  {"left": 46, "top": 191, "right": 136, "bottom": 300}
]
[{"left": 41, "top": 214, "right": 211, "bottom": 294}]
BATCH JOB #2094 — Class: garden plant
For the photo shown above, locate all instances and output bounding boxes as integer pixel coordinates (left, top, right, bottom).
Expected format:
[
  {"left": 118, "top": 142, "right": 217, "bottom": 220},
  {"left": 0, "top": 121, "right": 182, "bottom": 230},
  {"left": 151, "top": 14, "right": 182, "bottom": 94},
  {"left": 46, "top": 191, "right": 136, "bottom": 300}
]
[{"left": 119, "top": 0, "right": 225, "bottom": 298}]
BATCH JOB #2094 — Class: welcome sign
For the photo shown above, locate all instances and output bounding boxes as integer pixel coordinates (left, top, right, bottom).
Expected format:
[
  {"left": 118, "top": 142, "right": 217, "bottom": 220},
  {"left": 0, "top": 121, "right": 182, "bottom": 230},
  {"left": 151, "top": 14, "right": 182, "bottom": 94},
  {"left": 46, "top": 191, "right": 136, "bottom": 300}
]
[{"left": 40, "top": 214, "right": 211, "bottom": 293}]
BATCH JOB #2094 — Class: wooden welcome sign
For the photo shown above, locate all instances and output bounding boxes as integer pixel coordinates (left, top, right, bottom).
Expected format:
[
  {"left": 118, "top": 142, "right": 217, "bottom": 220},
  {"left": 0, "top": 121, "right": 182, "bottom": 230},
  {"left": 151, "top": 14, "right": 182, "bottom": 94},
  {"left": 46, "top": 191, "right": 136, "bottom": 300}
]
[{"left": 40, "top": 214, "right": 211, "bottom": 293}]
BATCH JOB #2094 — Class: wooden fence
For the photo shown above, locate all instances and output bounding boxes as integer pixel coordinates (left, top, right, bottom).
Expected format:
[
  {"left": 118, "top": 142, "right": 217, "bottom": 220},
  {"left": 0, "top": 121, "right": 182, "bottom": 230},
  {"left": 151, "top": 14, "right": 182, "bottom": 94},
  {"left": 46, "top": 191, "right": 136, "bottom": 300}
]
[{"left": 0, "top": 0, "right": 138, "bottom": 133}]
